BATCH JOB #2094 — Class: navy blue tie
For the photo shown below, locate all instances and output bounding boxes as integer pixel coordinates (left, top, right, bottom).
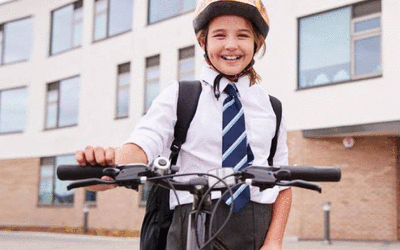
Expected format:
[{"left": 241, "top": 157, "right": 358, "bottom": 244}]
[{"left": 222, "top": 84, "right": 254, "bottom": 212}]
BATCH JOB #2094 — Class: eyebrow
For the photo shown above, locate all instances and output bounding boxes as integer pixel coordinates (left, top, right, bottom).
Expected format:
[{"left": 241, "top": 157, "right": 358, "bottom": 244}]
[
  {"left": 237, "top": 29, "right": 252, "bottom": 34},
  {"left": 210, "top": 28, "right": 252, "bottom": 34}
]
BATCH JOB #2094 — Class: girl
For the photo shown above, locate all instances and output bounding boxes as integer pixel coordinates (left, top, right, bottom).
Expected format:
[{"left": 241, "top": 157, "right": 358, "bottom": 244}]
[{"left": 77, "top": 1, "right": 292, "bottom": 249}]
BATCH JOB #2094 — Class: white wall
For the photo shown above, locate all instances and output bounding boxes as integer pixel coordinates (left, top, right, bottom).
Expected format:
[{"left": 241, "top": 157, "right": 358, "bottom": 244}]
[
  {"left": 0, "top": 0, "right": 200, "bottom": 159},
  {"left": 0, "top": 0, "right": 398, "bottom": 159},
  {"left": 263, "top": 0, "right": 400, "bottom": 131}
]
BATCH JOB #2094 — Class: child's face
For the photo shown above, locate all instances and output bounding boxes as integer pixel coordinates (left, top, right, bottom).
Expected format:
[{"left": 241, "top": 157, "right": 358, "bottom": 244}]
[{"left": 205, "top": 15, "right": 255, "bottom": 76}]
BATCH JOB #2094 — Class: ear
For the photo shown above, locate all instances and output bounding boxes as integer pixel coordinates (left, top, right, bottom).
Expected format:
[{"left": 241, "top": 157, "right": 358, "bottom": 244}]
[
  {"left": 254, "top": 42, "right": 258, "bottom": 54},
  {"left": 199, "top": 38, "right": 206, "bottom": 51}
]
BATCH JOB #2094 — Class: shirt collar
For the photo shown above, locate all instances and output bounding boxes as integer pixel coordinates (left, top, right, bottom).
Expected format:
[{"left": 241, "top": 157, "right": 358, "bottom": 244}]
[{"left": 200, "top": 66, "right": 251, "bottom": 98}]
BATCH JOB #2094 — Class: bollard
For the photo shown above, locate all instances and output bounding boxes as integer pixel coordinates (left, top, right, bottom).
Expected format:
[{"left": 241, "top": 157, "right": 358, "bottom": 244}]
[
  {"left": 83, "top": 204, "right": 89, "bottom": 233},
  {"left": 323, "top": 202, "right": 331, "bottom": 245}
]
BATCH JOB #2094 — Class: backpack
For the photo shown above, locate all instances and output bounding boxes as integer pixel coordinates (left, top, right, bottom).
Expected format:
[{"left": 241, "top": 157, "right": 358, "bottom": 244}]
[{"left": 140, "top": 80, "right": 282, "bottom": 250}]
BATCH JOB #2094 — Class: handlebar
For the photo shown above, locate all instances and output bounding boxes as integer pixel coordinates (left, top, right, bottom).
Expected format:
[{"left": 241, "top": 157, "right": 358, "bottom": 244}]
[
  {"left": 57, "top": 158, "right": 341, "bottom": 193},
  {"left": 274, "top": 166, "right": 341, "bottom": 182},
  {"left": 57, "top": 164, "right": 107, "bottom": 180},
  {"left": 57, "top": 158, "right": 341, "bottom": 250}
]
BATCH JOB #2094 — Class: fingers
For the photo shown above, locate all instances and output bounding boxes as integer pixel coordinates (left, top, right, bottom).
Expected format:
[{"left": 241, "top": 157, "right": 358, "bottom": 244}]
[
  {"left": 94, "top": 147, "right": 106, "bottom": 166},
  {"left": 105, "top": 147, "right": 116, "bottom": 165},
  {"left": 76, "top": 146, "right": 115, "bottom": 166},
  {"left": 75, "top": 146, "right": 117, "bottom": 192},
  {"left": 81, "top": 146, "right": 95, "bottom": 165},
  {"left": 76, "top": 150, "right": 86, "bottom": 166},
  {"left": 85, "top": 176, "right": 118, "bottom": 192}
]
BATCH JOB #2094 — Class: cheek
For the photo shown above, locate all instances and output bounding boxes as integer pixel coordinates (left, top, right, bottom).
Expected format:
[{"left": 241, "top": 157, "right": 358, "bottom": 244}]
[
  {"left": 207, "top": 41, "right": 220, "bottom": 57},
  {"left": 244, "top": 42, "right": 255, "bottom": 55}
]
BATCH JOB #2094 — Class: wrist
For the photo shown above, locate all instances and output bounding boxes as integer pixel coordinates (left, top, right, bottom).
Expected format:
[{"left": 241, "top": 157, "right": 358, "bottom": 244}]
[{"left": 263, "top": 236, "right": 283, "bottom": 247}]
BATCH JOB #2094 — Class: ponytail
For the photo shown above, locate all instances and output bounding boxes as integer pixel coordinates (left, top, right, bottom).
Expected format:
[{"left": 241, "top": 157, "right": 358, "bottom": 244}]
[
  {"left": 247, "top": 31, "right": 266, "bottom": 86},
  {"left": 247, "top": 67, "right": 261, "bottom": 86}
]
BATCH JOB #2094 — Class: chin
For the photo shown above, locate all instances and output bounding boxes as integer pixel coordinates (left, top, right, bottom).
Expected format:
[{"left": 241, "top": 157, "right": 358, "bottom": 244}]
[{"left": 220, "top": 68, "right": 245, "bottom": 76}]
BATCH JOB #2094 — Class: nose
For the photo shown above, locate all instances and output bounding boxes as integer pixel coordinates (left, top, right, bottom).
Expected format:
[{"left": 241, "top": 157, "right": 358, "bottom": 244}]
[{"left": 225, "top": 36, "right": 238, "bottom": 50}]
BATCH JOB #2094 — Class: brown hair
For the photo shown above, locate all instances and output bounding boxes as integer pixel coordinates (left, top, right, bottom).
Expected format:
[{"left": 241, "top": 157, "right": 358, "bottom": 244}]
[{"left": 196, "top": 19, "right": 266, "bottom": 86}]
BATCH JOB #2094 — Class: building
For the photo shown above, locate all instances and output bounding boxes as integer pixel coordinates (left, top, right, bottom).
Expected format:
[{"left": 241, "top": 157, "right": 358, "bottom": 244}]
[{"left": 0, "top": 0, "right": 398, "bottom": 241}]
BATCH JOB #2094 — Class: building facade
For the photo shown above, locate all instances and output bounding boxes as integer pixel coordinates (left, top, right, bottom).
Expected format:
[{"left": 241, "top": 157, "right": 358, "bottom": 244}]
[{"left": 0, "top": 0, "right": 399, "bottom": 241}]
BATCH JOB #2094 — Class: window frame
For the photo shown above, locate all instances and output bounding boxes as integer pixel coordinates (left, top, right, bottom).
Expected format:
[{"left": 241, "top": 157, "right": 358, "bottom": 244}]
[
  {"left": 144, "top": 55, "right": 160, "bottom": 114},
  {"left": 44, "top": 75, "right": 80, "bottom": 130},
  {"left": 178, "top": 45, "right": 195, "bottom": 81},
  {"left": 84, "top": 190, "right": 97, "bottom": 207},
  {"left": 0, "top": 24, "right": 3, "bottom": 64},
  {"left": 147, "top": 0, "right": 196, "bottom": 25},
  {"left": 92, "top": 0, "right": 133, "bottom": 42},
  {"left": 49, "top": 1, "right": 83, "bottom": 56},
  {"left": 115, "top": 62, "right": 131, "bottom": 119},
  {"left": 0, "top": 16, "right": 33, "bottom": 66},
  {"left": 0, "top": 0, "right": 17, "bottom": 6},
  {"left": 0, "top": 86, "right": 27, "bottom": 135},
  {"left": 297, "top": 0, "right": 382, "bottom": 90},
  {"left": 350, "top": 12, "right": 382, "bottom": 80},
  {"left": 38, "top": 154, "right": 75, "bottom": 207}
]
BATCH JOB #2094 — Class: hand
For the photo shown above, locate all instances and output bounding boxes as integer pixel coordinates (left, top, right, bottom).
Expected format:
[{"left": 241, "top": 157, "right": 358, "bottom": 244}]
[
  {"left": 75, "top": 146, "right": 118, "bottom": 191},
  {"left": 76, "top": 146, "right": 116, "bottom": 166},
  {"left": 259, "top": 241, "right": 282, "bottom": 250}
]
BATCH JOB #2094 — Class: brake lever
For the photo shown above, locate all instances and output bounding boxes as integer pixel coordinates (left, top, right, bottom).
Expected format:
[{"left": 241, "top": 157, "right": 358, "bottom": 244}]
[
  {"left": 277, "top": 180, "right": 322, "bottom": 193},
  {"left": 66, "top": 179, "right": 116, "bottom": 190},
  {"left": 113, "top": 165, "right": 154, "bottom": 189}
]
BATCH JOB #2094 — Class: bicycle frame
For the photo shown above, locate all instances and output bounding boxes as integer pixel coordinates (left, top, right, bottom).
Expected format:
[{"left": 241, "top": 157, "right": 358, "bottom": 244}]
[
  {"left": 187, "top": 191, "right": 212, "bottom": 250},
  {"left": 58, "top": 157, "right": 341, "bottom": 250}
]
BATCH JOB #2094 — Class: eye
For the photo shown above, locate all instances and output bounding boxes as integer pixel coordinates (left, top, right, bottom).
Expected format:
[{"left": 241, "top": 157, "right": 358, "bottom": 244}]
[
  {"left": 238, "top": 33, "right": 251, "bottom": 39},
  {"left": 213, "top": 33, "right": 225, "bottom": 39}
]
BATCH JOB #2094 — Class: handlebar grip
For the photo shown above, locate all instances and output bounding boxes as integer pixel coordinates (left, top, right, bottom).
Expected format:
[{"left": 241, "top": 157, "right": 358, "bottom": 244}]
[
  {"left": 278, "top": 166, "right": 341, "bottom": 182},
  {"left": 57, "top": 165, "right": 106, "bottom": 180}
]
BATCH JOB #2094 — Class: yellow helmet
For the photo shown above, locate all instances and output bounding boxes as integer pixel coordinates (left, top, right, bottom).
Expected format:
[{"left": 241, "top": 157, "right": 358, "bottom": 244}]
[{"left": 193, "top": 0, "right": 270, "bottom": 38}]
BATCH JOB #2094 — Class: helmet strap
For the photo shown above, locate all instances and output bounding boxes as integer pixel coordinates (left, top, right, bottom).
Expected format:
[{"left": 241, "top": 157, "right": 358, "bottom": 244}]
[{"left": 204, "top": 45, "right": 255, "bottom": 100}]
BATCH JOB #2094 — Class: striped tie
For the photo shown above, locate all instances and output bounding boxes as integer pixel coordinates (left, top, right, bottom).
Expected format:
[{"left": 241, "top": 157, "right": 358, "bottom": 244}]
[{"left": 222, "top": 84, "right": 254, "bottom": 212}]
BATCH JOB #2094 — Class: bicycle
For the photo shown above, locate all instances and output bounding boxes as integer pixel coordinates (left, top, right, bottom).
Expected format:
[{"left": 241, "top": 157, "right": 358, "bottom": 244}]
[{"left": 57, "top": 157, "right": 341, "bottom": 250}]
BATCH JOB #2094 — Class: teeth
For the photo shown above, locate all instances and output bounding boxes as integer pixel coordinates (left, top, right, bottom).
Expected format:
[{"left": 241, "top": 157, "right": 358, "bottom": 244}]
[{"left": 223, "top": 56, "right": 240, "bottom": 60}]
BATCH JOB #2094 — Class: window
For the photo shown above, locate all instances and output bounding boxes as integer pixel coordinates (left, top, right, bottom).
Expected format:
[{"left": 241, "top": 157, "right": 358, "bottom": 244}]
[
  {"left": 85, "top": 190, "right": 97, "bottom": 205},
  {"left": 0, "top": 87, "right": 27, "bottom": 133},
  {"left": 116, "top": 62, "right": 130, "bottom": 118},
  {"left": 45, "top": 76, "right": 80, "bottom": 129},
  {"left": 148, "top": 0, "right": 196, "bottom": 24},
  {"left": 93, "top": 0, "right": 133, "bottom": 41},
  {"left": 38, "top": 155, "right": 75, "bottom": 206},
  {"left": 298, "top": 0, "right": 382, "bottom": 88},
  {"left": 178, "top": 46, "right": 195, "bottom": 81},
  {"left": 0, "top": 17, "right": 33, "bottom": 65},
  {"left": 50, "top": 1, "right": 83, "bottom": 55},
  {"left": 144, "top": 55, "right": 160, "bottom": 113},
  {"left": 0, "top": 0, "right": 16, "bottom": 4}
]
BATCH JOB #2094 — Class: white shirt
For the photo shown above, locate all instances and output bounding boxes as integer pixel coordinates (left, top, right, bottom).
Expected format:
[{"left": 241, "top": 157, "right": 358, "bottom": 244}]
[{"left": 125, "top": 66, "right": 288, "bottom": 209}]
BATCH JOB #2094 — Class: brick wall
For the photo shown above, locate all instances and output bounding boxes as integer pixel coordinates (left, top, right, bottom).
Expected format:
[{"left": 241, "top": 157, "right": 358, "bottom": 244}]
[
  {"left": 0, "top": 157, "right": 145, "bottom": 231},
  {"left": 397, "top": 138, "right": 400, "bottom": 240},
  {"left": 1, "top": 135, "right": 399, "bottom": 240},
  {"left": 286, "top": 131, "right": 399, "bottom": 241}
]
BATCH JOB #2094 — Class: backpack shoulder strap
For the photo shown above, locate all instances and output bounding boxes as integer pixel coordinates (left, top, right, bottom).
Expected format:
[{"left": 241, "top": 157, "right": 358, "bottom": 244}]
[
  {"left": 170, "top": 80, "right": 202, "bottom": 165},
  {"left": 268, "top": 95, "right": 282, "bottom": 166}
]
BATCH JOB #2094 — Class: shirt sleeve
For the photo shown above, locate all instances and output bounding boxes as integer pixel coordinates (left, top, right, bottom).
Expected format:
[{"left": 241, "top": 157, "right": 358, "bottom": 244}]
[
  {"left": 272, "top": 116, "right": 290, "bottom": 192},
  {"left": 272, "top": 116, "right": 289, "bottom": 166},
  {"left": 123, "top": 81, "right": 179, "bottom": 164}
]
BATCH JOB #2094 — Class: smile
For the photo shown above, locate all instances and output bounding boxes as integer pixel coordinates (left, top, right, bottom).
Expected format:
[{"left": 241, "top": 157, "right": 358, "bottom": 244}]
[{"left": 221, "top": 55, "right": 242, "bottom": 61}]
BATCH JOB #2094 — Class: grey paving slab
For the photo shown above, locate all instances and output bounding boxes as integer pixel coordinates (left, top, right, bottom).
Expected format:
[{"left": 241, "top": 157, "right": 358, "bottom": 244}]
[
  {"left": 1, "top": 231, "right": 399, "bottom": 250},
  {"left": 0, "top": 231, "right": 139, "bottom": 250},
  {"left": 282, "top": 240, "right": 400, "bottom": 250}
]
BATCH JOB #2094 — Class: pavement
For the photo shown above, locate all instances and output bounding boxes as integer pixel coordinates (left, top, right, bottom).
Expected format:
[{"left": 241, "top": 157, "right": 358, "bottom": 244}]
[
  {"left": 282, "top": 238, "right": 400, "bottom": 250},
  {"left": 1, "top": 230, "right": 399, "bottom": 250}
]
